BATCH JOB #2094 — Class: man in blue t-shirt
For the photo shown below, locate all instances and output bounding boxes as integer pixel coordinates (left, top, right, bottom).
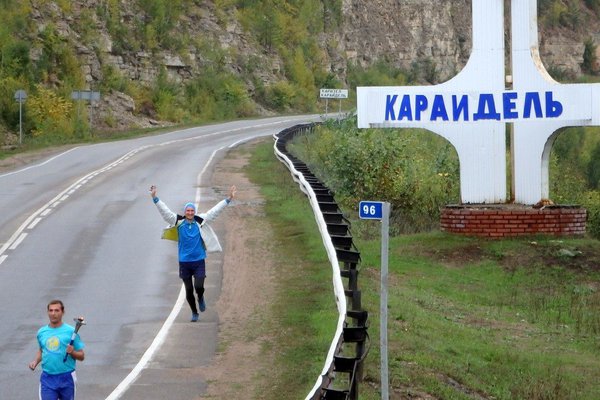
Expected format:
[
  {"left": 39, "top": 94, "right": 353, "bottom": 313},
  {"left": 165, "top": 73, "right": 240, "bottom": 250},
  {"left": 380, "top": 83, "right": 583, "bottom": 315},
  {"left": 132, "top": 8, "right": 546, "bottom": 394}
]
[{"left": 29, "top": 300, "right": 85, "bottom": 400}]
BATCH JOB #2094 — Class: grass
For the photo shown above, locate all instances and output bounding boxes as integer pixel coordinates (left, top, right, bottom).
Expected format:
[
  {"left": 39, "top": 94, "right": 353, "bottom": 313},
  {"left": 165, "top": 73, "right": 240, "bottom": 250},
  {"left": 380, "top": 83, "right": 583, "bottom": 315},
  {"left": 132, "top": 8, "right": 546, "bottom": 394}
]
[
  {"left": 244, "top": 138, "right": 600, "bottom": 399},
  {"left": 243, "top": 140, "right": 339, "bottom": 398},
  {"left": 351, "top": 233, "right": 600, "bottom": 399}
]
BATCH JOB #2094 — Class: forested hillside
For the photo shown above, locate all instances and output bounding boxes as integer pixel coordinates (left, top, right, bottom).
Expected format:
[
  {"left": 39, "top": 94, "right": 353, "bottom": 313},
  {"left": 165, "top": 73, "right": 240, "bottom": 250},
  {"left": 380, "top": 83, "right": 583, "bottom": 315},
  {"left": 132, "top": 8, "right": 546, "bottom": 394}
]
[{"left": 1, "top": 0, "right": 599, "bottom": 147}]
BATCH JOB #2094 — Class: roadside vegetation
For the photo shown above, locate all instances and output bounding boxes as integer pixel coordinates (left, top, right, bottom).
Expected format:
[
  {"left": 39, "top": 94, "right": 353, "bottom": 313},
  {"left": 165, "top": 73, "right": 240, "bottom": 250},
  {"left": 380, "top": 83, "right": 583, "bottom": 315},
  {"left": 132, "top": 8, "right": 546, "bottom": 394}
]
[
  {"left": 0, "top": 0, "right": 346, "bottom": 147},
  {"left": 246, "top": 137, "right": 600, "bottom": 399},
  {"left": 356, "top": 232, "right": 600, "bottom": 399},
  {"left": 288, "top": 118, "right": 600, "bottom": 239},
  {"left": 2, "top": 1, "right": 600, "bottom": 395},
  {"left": 242, "top": 140, "right": 339, "bottom": 397},
  {"left": 3, "top": 0, "right": 597, "bottom": 153}
]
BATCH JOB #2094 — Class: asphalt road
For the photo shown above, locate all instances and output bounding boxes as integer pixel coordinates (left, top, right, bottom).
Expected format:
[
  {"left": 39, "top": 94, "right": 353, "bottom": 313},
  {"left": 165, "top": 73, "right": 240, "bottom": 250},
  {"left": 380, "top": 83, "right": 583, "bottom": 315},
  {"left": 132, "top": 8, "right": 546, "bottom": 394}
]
[{"left": 0, "top": 115, "right": 319, "bottom": 399}]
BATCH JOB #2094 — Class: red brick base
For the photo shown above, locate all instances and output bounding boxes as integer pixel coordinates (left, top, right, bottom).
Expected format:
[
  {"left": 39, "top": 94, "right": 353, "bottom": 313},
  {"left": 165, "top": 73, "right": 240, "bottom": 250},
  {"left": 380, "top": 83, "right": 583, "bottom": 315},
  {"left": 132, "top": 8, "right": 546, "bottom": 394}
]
[{"left": 440, "top": 205, "right": 586, "bottom": 238}]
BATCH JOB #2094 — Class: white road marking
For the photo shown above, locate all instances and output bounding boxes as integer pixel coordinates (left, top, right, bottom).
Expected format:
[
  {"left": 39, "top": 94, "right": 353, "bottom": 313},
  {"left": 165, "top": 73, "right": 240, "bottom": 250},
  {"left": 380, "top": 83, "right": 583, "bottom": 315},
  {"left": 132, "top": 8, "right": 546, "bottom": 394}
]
[
  {"left": 8, "top": 233, "right": 27, "bottom": 250},
  {"left": 0, "top": 147, "right": 80, "bottom": 178},
  {"left": 28, "top": 218, "right": 42, "bottom": 229},
  {"left": 0, "top": 117, "right": 313, "bottom": 398},
  {"left": 104, "top": 286, "right": 186, "bottom": 400},
  {"left": 106, "top": 144, "right": 225, "bottom": 399},
  {"left": 1, "top": 118, "right": 301, "bottom": 260}
]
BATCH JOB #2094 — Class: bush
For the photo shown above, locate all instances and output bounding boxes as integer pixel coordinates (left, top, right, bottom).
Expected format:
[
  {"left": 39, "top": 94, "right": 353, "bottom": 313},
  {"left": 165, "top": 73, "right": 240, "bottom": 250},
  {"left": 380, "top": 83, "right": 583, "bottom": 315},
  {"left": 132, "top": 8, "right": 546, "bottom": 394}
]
[
  {"left": 582, "top": 38, "right": 598, "bottom": 75},
  {"left": 150, "top": 68, "right": 187, "bottom": 121},
  {"left": 540, "top": 0, "right": 568, "bottom": 28},
  {"left": 154, "top": 89, "right": 186, "bottom": 122},
  {"left": 1, "top": 40, "right": 32, "bottom": 78},
  {"left": 322, "top": 0, "right": 342, "bottom": 30},
  {"left": 99, "top": 65, "right": 130, "bottom": 93},
  {"left": 27, "top": 85, "right": 76, "bottom": 138},
  {"left": 183, "top": 68, "right": 254, "bottom": 121},
  {"left": 585, "top": 0, "right": 600, "bottom": 13},
  {"left": 586, "top": 141, "right": 600, "bottom": 189},
  {"left": 347, "top": 59, "right": 411, "bottom": 87},
  {"left": 580, "top": 190, "right": 600, "bottom": 239},
  {"left": 264, "top": 81, "right": 297, "bottom": 111},
  {"left": 289, "top": 117, "right": 460, "bottom": 233},
  {"left": 0, "top": 76, "right": 28, "bottom": 130}
]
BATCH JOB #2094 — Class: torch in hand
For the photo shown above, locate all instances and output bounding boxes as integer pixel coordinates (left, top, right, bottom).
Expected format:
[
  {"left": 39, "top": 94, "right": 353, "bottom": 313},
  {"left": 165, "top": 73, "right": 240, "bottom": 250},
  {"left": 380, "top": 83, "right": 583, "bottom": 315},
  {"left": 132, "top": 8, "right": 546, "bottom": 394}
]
[{"left": 63, "top": 317, "right": 86, "bottom": 362}]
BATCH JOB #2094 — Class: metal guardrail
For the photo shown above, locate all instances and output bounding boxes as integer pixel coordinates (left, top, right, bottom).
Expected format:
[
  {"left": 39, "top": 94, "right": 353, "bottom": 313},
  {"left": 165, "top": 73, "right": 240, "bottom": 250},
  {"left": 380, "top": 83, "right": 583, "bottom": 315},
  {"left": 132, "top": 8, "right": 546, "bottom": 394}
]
[{"left": 273, "top": 123, "right": 370, "bottom": 400}]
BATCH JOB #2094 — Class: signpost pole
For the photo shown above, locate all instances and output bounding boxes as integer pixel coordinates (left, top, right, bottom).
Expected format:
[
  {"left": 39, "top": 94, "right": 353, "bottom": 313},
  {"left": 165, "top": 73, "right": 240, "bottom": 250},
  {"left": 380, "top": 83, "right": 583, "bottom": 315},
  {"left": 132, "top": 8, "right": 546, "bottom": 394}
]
[
  {"left": 71, "top": 90, "right": 100, "bottom": 137},
  {"left": 89, "top": 98, "right": 93, "bottom": 135},
  {"left": 380, "top": 202, "right": 390, "bottom": 400},
  {"left": 75, "top": 91, "right": 81, "bottom": 129},
  {"left": 358, "top": 200, "right": 390, "bottom": 400},
  {"left": 14, "top": 90, "right": 27, "bottom": 145},
  {"left": 18, "top": 98, "right": 23, "bottom": 145}
]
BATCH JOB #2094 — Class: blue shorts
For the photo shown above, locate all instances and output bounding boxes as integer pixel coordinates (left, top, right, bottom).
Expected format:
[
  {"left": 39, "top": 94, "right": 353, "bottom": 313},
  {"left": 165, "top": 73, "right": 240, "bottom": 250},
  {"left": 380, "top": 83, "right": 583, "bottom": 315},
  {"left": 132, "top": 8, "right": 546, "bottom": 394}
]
[
  {"left": 40, "top": 370, "right": 76, "bottom": 400},
  {"left": 179, "top": 259, "right": 206, "bottom": 279}
]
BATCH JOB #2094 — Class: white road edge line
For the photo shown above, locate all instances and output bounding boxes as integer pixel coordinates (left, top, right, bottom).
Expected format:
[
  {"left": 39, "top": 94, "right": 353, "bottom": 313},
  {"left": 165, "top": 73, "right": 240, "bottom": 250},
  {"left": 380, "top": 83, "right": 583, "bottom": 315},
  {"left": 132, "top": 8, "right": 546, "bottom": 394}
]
[
  {"left": 103, "top": 285, "right": 186, "bottom": 400},
  {"left": 104, "top": 143, "right": 227, "bottom": 399},
  {"left": 0, "top": 150, "right": 139, "bottom": 259},
  {"left": 8, "top": 233, "right": 27, "bottom": 250},
  {"left": 0, "top": 118, "right": 298, "bottom": 259},
  {"left": 0, "top": 118, "right": 304, "bottom": 398},
  {"left": 28, "top": 218, "right": 42, "bottom": 230},
  {"left": 0, "top": 147, "right": 80, "bottom": 178}
]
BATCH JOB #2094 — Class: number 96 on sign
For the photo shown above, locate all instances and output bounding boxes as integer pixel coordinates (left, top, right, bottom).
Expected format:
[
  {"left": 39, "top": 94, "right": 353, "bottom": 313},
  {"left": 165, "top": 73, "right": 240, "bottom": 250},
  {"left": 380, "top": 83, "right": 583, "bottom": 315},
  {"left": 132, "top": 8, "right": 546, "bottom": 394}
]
[{"left": 359, "top": 201, "right": 383, "bottom": 220}]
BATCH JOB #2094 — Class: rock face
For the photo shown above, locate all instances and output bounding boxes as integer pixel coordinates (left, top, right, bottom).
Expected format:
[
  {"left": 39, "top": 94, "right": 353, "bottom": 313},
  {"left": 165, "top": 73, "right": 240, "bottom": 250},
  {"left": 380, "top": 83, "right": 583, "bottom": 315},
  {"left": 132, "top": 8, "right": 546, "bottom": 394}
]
[
  {"left": 340, "top": 0, "right": 472, "bottom": 82},
  {"left": 339, "top": 0, "right": 600, "bottom": 82},
  {"left": 25, "top": 1, "right": 600, "bottom": 130}
]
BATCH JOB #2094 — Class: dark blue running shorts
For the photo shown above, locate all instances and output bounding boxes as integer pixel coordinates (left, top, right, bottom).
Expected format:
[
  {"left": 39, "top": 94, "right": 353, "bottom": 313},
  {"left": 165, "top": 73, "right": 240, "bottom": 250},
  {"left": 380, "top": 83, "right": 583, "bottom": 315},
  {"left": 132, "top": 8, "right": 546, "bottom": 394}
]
[{"left": 178, "top": 259, "right": 206, "bottom": 279}]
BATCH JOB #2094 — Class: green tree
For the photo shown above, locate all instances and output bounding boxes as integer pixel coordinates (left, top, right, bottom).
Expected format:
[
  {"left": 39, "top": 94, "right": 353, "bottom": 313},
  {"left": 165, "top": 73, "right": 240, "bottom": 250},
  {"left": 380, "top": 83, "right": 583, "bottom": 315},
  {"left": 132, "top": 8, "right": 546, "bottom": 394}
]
[
  {"left": 255, "top": 5, "right": 280, "bottom": 50},
  {"left": 587, "top": 142, "right": 600, "bottom": 189},
  {"left": 582, "top": 38, "right": 598, "bottom": 74}
]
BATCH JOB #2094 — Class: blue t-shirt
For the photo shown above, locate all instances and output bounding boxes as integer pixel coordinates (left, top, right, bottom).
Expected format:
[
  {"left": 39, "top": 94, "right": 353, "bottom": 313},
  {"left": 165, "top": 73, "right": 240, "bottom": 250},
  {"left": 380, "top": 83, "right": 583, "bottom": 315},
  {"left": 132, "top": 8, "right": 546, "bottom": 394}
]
[
  {"left": 177, "top": 219, "right": 206, "bottom": 262},
  {"left": 37, "top": 323, "right": 85, "bottom": 375}
]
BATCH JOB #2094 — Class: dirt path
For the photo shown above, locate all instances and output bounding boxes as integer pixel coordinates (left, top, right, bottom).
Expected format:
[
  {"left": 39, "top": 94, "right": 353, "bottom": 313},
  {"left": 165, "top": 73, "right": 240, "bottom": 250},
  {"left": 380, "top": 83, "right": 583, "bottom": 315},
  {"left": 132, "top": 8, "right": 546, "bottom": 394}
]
[{"left": 195, "top": 140, "right": 278, "bottom": 399}]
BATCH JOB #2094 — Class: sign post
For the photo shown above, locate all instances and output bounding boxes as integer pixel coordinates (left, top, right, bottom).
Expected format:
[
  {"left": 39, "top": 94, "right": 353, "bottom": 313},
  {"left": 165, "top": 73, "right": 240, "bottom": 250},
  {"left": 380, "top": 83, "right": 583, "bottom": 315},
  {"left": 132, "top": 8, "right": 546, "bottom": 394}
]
[
  {"left": 14, "top": 90, "right": 27, "bottom": 145},
  {"left": 71, "top": 90, "right": 101, "bottom": 135},
  {"left": 320, "top": 88, "right": 348, "bottom": 118},
  {"left": 359, "top": 200, "right": 390, "bottom": 400}
]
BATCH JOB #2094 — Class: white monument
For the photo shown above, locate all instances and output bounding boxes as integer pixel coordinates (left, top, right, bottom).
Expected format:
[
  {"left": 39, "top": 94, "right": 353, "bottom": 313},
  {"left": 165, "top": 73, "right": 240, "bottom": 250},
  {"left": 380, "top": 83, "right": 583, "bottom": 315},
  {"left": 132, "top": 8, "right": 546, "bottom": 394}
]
[{"left": 357, "top": 0, "right": 600, "bottom": 205}]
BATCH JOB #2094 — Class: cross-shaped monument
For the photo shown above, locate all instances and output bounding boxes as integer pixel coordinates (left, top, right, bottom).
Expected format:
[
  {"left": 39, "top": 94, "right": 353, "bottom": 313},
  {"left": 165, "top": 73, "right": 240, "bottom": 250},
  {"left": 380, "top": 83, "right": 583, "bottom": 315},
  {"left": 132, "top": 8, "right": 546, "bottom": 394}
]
[{"left": 357, "top": 0, "right": 600, "bottom": 205}]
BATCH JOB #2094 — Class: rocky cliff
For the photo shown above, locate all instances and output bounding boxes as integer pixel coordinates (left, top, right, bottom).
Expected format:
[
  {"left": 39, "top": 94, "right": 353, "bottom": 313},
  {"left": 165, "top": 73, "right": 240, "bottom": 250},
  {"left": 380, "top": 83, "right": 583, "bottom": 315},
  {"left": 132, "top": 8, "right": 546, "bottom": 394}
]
[
  {"left": 23, "top": 1, "right": 600, "bottom": 131},
  {"left": 341, "top": 0, "right": 600, "bottom": 81}
]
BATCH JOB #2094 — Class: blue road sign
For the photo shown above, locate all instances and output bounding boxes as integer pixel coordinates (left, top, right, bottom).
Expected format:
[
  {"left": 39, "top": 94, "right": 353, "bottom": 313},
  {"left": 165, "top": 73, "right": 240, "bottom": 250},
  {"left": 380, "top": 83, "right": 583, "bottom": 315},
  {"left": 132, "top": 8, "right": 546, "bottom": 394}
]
[{"left": 359, "top": 201, "right": 383, "bottom": 219}]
